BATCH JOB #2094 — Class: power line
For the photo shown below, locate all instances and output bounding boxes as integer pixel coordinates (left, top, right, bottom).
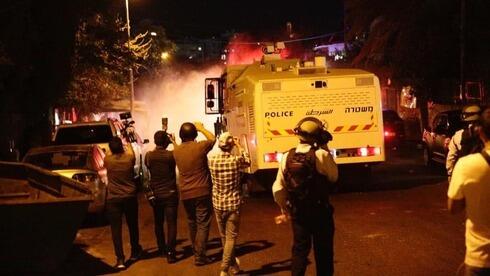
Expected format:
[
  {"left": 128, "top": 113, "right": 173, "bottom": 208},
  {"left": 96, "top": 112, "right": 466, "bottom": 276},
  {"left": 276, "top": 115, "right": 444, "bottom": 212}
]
[{"left": 227, "top": 31, "right": 343, "bottom": 45}]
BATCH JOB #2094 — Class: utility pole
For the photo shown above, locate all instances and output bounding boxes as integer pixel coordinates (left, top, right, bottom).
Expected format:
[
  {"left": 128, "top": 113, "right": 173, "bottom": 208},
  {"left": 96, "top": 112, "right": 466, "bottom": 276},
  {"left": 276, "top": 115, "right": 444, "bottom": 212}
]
[
  {"left": 125, "top": 0, "right": 135, "bottom": 113},
  {"left": 459, "top": 0, "right": 466, "bottom": 101}
]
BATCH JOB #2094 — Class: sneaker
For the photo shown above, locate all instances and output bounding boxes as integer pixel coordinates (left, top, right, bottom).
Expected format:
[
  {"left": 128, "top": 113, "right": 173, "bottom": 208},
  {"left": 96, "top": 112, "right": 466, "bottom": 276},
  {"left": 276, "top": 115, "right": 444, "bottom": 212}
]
[
  {"left": 194, "top": 256, "right": 215, "bottom": 266},
  {"left": 114, "top": 258, "right": 126, "bottom": 270},
  {"left": 129, "top": 247, "right": 144, "bottom": 262},
  {"left": 166, "top": 250, "right": 177, "bottom": 264}
]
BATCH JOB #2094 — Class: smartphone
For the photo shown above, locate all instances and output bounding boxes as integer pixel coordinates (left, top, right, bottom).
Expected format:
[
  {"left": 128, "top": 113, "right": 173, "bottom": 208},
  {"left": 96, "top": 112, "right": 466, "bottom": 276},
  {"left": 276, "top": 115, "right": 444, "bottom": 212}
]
[{"left": 162, "top": 117, "right": 168, "bottom": 131}]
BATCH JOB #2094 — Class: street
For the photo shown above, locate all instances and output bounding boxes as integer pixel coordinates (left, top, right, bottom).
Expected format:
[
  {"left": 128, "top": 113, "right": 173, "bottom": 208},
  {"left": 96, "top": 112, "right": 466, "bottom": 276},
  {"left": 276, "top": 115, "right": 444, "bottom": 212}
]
[{"left": 55, "top": 146, "right": 465, "bottom": 276}]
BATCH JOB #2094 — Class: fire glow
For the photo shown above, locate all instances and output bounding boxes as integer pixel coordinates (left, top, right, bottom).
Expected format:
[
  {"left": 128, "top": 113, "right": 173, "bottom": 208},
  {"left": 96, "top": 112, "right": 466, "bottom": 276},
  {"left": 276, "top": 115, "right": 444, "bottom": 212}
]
[{"left": 226, "top": 33, "right": 291, "bottom": 65}]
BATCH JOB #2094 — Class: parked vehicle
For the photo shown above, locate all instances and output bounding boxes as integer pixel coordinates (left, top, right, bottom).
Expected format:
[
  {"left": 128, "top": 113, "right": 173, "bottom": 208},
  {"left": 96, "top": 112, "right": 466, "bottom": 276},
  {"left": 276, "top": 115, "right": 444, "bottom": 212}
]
[
  {"left": 52, "top": 121, "right": 117, "bottom": 147},
  {"left": 422, "top": 109, "right": 464, "bottom": 165},
  {"left": 0, "top": 161, "right": 92, "bottom": 273},
  {"left": 382, "top": 109, "right": 406, "bottom": 149},
  {"left": 52, "top": 113, "right": 149, "bottom": 184},
  {"left": 23, "top": 144, "right": 106, "bottom": 213}
]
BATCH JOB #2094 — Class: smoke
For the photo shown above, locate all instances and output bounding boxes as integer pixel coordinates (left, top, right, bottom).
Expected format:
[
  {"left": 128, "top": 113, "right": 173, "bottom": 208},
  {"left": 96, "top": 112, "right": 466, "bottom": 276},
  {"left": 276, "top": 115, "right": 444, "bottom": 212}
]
[{"left": 135, "top": 65, "right": 223, "bottom": 147}]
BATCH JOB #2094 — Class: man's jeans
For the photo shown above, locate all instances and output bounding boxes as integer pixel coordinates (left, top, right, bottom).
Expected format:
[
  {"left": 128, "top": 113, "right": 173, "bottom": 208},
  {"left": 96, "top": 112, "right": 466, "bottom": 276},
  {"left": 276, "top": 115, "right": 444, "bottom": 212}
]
[
  {"left": 105, "top": 196, "right": 142, "bottom": 260},
  {"left": 183, "top": 195, "right": 212, "bottom": 259},
  {"left": 215, "top": 208, "right": 241, "bottom": 272},
  {"left": 151, "top": 197, "right": 179, "bottom": 253},
  {"left": 291, "top": 201, "right": 334, "bottom": 276}
]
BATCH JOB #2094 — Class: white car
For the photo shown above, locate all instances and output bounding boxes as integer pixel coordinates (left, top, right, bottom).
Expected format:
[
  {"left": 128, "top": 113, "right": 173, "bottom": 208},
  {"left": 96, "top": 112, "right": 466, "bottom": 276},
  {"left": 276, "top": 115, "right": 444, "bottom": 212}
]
[{"left": 52, "top": 118, "right": 149, "bottom": 183}]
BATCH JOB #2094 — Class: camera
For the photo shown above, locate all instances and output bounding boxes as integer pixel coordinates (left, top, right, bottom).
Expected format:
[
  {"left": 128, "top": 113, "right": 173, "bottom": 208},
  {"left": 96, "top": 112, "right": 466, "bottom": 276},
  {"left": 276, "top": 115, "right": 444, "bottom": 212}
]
[
  {"left": 120, "top": 112, "right": 132, "bottom": 120},
  {"left": 119, "top": 112, "right": 137, "bottom": 143}
]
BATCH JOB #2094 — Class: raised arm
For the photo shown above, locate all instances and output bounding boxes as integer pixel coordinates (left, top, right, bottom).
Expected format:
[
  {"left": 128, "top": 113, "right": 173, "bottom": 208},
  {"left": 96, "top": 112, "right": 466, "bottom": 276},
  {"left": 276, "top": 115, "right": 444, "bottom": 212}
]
[{"left": 194, "top": 121, "right": 216, "bottom": 143}]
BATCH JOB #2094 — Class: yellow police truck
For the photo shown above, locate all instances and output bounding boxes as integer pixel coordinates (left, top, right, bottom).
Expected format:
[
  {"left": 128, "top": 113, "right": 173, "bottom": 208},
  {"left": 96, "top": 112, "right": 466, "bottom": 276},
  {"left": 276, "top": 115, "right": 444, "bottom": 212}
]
[{"left": 205, "top": 44, "right": 385, "bottom": 177}]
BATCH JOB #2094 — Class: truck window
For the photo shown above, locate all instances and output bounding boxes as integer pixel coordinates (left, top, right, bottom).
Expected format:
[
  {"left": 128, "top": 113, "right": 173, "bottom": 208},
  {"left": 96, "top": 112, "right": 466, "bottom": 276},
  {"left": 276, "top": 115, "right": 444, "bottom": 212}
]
[
  {"left": 25, "top": 151, "right": 89, "bottom": 170},
  {"left": 54, "top": 125, "right": 114, "bottom": 145}
]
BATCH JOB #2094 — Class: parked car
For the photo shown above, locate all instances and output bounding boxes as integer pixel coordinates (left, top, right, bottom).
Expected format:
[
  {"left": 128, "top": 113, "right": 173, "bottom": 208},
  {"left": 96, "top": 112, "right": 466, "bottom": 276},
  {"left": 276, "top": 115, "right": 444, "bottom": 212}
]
[
  {"left": 422, "top": 109, "right": 464, "bottom": 166},
  {"left": 53, "top": 120, "right": 123, "bottom": 152},
  {"left": 382, "top": 109, "right": 406, "bottom": 149},
  {"left": 52, "top": 116, "right": 149, "bottom": 181},
  {"left": 23, "top": 144, "right": 107, "bottom": 213}
]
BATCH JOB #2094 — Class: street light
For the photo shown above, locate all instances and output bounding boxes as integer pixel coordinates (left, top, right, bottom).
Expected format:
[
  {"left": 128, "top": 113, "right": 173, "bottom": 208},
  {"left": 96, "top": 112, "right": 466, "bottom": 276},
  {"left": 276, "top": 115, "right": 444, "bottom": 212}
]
[
  {"left": 124, "top": 0, "right": 135, "bottom": 113},
  {"left": 161, "top": 52, "right": 169, "bottom": 60}
]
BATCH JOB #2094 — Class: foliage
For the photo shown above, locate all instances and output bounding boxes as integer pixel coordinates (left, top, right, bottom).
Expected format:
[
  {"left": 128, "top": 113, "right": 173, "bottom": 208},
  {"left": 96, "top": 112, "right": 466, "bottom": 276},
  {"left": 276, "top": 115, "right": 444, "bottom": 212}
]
[
  {"left": 344, "top": 0, "right": 475, "bottom": 95},
  {"left": 62, "top": 12, "right": 175, "bottom": 114}
]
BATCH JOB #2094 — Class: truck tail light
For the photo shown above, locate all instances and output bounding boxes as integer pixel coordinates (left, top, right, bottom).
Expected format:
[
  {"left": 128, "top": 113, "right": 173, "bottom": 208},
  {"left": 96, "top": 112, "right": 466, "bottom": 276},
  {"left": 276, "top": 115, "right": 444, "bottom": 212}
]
[
  {"left": 328, "top": 147, "right": 382, "bottom": 158},
  {"left": 264, "top": 152, "right": 283, "bottom": 163},
  {"left": 357, "top": 147, "right": 381, "bottom": 157}
]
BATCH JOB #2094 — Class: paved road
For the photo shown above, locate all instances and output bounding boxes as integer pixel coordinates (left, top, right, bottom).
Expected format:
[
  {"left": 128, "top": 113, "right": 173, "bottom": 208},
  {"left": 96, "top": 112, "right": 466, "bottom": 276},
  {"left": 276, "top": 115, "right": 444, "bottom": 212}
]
[{"left": 55, "top": 146, "right": 466, "bottom": 276}]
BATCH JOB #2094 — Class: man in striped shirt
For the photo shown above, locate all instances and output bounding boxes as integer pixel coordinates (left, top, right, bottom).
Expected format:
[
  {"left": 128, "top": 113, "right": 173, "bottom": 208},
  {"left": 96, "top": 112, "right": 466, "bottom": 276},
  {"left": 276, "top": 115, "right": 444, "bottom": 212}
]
[{"left": 208, "top": 132, "right": 250, "bottom": 276}]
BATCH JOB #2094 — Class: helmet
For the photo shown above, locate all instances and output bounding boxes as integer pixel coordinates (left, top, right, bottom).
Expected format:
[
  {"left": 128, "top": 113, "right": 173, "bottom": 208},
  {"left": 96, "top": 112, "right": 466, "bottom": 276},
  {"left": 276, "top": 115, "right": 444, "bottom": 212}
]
[
  {"left": 461, "top": 105, "right": 481, "bottom": 122},
  {"left": 294, "top": 117, "right": 332, "bottom": 145},
  {"left": 179, "top": 122, "right": 198, "bottom": 141}
]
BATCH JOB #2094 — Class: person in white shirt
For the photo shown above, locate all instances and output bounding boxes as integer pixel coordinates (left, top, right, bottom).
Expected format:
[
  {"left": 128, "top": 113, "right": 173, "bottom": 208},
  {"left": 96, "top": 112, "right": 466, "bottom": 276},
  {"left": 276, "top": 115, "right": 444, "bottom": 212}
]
[
  {"left": 272, "top": 117, "right": 338, "bottom": 276},
  {"left": 448, "top": 106, "right": 490, "bottom": 276},
  {"left": 446, "top": 105, "right": 482, "bottom": 181}
]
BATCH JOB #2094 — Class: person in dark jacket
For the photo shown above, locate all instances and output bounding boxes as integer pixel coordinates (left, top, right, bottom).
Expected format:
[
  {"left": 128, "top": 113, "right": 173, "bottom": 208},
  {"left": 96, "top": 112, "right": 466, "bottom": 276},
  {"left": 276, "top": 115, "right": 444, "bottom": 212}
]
[
  {"left": 104, "top": 137, "right": 143, "bottom": 270},
  {"left": 145, "top": 130, "right": 179, "bottom": 263}
]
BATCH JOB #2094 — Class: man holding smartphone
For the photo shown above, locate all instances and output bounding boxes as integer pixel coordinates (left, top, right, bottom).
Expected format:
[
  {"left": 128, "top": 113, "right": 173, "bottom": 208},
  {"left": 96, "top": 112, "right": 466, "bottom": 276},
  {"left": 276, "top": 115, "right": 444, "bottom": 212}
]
[
  {"left": 208, "top": 132, "right": 250, "bottom": 276},
  {"left": 173, "top": 121, "right": 216, "bottom": 266}
]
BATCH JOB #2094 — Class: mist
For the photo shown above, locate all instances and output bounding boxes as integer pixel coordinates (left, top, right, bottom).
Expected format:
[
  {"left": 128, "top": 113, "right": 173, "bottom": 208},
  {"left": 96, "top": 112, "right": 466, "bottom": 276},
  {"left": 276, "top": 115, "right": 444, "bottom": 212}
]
[{"left": 135, "top": 65, "right": 223, "bottom": 148}]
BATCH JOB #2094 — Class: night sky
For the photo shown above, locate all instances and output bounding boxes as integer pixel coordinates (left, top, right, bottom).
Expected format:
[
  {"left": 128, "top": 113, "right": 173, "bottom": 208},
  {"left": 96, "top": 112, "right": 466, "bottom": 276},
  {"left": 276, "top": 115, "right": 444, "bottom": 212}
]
[{"left": 130, "top": 0, "right": 344, "bottom": 39}]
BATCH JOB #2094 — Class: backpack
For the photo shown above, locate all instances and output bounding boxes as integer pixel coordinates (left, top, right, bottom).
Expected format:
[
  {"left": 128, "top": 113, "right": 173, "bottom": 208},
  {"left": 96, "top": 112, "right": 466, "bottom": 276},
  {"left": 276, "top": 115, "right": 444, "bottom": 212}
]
[
  {"left": 460, "top": 126, "right": 483, "bottom": 157},
  {"left": 284, "top": 147, "right": 319, "bottom": 201}
]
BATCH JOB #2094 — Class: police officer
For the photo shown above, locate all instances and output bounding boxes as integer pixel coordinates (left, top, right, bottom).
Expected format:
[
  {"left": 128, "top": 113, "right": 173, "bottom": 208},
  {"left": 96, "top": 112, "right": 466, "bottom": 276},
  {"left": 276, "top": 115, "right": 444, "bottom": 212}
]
[
  {"left": 272, "top": 117, "right": 338, "bottom": 276},
  {"left": 446, "top": 105, "right": 482, "bottom": 181}
]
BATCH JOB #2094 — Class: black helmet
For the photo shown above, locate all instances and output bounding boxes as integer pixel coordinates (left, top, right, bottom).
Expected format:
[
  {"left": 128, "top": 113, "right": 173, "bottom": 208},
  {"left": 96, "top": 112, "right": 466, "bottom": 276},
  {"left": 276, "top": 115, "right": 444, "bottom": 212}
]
[
  {"left": 179, "top": 122, "right": 198, "bottom": 141},
  {"left": 294, "top": 117, "right": 332, "bottom": 145},
  {"left": 461, "top": 105, "right": 481, "bottom": 122}
]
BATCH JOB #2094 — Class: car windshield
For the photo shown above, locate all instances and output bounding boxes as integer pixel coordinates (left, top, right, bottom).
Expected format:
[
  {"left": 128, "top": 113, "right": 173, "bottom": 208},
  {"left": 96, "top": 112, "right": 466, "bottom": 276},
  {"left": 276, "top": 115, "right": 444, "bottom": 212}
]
[
  {"left": 54, "top": 125, "right": 113, "bottom": 145},
  {"left": 24, "top": 151, "right": 89, "bottom": 170}
]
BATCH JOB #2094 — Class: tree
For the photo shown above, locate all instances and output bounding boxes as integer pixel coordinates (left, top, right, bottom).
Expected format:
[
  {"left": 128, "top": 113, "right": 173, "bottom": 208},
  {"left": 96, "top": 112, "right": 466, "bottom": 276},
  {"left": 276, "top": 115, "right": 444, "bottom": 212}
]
[
  {"left": 62, "top": 11, "right": 175, "bottom": 115},
  {"left": 344, "top": 0, "right": 489, "bottom": 102}
]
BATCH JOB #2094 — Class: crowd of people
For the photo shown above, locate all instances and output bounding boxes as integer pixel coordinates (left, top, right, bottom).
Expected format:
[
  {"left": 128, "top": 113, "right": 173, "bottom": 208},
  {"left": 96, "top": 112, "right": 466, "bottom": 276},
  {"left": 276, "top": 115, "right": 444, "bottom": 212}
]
[
  {"left": 103, "top": 118, "right": 339, "bottom": 276},
  {"left": 101, "top": 105, "right": 490, "bottom": 276}
]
